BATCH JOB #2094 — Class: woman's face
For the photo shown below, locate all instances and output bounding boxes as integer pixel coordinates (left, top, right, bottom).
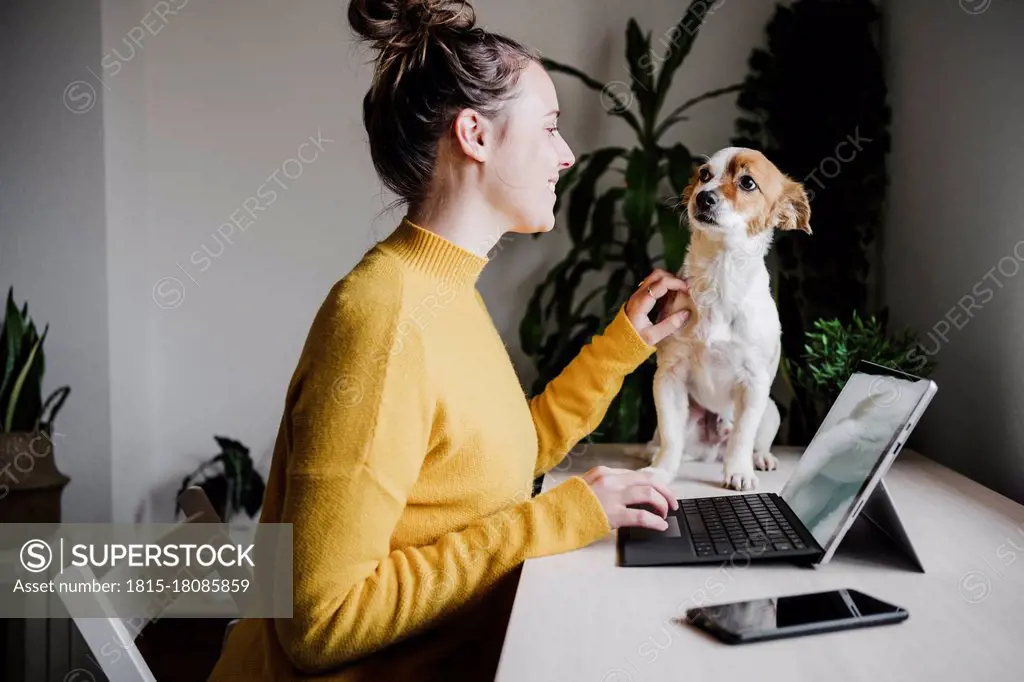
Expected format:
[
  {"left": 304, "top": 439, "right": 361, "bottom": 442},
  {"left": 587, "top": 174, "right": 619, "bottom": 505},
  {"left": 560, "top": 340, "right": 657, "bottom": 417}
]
[{"left": 485, "top": 60, "right": 576, "bottom": 234}]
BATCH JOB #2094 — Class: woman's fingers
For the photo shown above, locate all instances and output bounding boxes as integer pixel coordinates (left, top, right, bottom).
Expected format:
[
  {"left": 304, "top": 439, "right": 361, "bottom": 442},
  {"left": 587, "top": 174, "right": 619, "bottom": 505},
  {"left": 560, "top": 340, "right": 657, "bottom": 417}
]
[
  {"left": 621, "top": 470, "right": 677, "bottom": 511},
  {"left": 582, "top": 466, "right": 680, "bottom": 530},
  {"left": 644, "top": 310, "right": 691, "bottom": 345},
  {"left": 625, "top": 507, "right": 670, "bottom": 531},
  {"left": 621, "top": 484, "right": 670, "bottom": 518},
  {"left": 638, "top": 270, "right": 690, "bottom": 296},
  {"left": 634, "top": 471, "right": 679, "bottom": 511},
  {"left": 629, "top": 271, "right": 691, "bottom": 324}
]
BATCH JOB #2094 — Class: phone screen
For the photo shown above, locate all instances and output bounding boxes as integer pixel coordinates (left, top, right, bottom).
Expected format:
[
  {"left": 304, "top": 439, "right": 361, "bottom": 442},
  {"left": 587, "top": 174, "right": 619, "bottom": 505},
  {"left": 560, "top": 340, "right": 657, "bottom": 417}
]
[{"left": 688, "top": 589, "right": 905, "bottom": 642}]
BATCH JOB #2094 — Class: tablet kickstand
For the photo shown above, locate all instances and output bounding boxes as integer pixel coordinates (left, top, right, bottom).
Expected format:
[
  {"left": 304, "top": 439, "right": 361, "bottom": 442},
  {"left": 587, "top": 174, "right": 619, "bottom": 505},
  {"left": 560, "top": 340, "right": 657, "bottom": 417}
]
[{"left": 830, "top": 478, "right": 926, "bottom": 573}]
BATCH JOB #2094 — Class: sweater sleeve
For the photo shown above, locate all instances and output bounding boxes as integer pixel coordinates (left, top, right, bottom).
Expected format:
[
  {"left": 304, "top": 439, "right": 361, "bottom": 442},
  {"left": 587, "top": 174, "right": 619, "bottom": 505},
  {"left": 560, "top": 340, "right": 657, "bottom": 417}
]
[
  {"left": 529, "top": 303, "right": 657, "bottom": 477},
  {"left": 273, "top": 289, "right": 612, "bottom": 674}
]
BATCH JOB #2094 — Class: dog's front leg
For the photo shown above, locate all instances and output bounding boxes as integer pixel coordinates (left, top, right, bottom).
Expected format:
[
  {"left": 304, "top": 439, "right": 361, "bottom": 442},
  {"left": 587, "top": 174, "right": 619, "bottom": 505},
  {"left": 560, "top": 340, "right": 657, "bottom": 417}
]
[
  {"left": 640, "top": 367, "right": 688, "bottom": 484},
  {"left": 722, "top": 377, "right": 772, "bottom": 491}
]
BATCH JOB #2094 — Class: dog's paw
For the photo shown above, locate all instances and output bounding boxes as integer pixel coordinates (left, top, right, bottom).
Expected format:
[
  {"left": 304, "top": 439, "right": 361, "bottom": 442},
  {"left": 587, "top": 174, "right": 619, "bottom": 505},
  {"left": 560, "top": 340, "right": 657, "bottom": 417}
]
[
  {"left": 723, "top": 462, "right": 759, "bottom": 491},
  {"left": 638, "top": 465, "right": 675, "bottom": 485},
  {"left": 753, "top": 451, "right": 778, "bottom": 471}
]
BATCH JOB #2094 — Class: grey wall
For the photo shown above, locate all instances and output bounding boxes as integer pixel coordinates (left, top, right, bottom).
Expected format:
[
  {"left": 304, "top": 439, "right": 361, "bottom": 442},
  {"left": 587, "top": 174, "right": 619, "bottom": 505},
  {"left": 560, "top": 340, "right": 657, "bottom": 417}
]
[
  {"left": 883, "top": 0, "right": 1024, "bottom": 504},
  {"left": 0, "top": 0, "right": 111, "bottom": 522}
]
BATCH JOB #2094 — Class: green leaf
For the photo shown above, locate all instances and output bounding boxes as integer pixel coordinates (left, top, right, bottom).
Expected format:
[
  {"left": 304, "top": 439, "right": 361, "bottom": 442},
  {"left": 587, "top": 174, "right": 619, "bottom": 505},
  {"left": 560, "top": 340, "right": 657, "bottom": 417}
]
[
  {"left": 590, "top": 187, "right": 625, "bottom": 268},
  {"left": 542, "top": 253, "right": 581, "bottom": 321},
  {"left": 540, "top": 58, "right": 642, "bottom": 136},
  {"left": 616, "top": 372, "right": 643, "bottom": 442},
  {"left": 604, "top": 268, "right": 629, "bottom": 317},
  {"left": 1, "top": 289, "right": 25, "bottom": 405},
  {"left": 567, "top": 148, "right": 626, "bottom": 244},
  {"left": 657, "top": 204, "right": 689, "bottom": 273},
  {"left": 663, "top": 143, "right": 694, "bottom": 197},
  {"left": 622, "top": 148, "right": 657, "bottom": 237},
  {"left": 626, "top": 19, "right": 655, "bottom": 127},
  {"left": 653, "top": 0, "right": 706, "bottom": 118},
  {"left": 554, "top": 152, "right": 591, "bottom": 216},
  {"left": 654, "top": 84, "right": 744, "bottom": 141},
  {"left": 557, "top": 260, "right": 601, "bottom": 324},
  {"left": 4, "top": 325, "right": 46, "bottom": 432}
]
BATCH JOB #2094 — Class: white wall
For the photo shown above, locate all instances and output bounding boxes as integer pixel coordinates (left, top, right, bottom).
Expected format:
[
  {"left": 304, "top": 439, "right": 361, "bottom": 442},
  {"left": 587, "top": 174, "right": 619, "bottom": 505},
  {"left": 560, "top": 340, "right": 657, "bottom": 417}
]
[
  {"left": 94, "top": 0, "right": 777, "bottom": 522},
  {"left": 0, "top": 0, "right": 111, "bottom": 522},
  {"left": 883, "top": 0, "right": 1024, "bottom": 504}
]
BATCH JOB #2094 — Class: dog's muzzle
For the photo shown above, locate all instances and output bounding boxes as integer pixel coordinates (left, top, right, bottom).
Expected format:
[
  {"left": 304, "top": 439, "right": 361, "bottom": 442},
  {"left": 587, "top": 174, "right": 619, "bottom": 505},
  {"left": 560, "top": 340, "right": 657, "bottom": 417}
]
[{"left": 694, "top": 190, "right": 718, "bottom": 225}]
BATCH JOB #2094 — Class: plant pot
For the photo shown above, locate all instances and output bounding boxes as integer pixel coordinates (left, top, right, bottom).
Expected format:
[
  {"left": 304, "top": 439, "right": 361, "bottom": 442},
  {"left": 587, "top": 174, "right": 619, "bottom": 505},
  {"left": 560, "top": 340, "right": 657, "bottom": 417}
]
[{"left": 0, "top": 431, "right": 71, "bottom": 525}]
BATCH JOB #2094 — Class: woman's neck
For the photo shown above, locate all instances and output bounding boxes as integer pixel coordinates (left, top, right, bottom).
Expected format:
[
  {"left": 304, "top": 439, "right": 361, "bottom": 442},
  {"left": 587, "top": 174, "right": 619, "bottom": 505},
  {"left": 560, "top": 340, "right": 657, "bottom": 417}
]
[{"left": 406, "top": 192, "right": 507, "bottom": 260}]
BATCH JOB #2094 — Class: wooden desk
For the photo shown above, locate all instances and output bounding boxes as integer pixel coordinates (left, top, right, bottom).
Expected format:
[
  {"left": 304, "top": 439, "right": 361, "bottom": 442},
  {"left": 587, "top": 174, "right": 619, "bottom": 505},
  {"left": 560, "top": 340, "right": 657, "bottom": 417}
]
[{"left": 495, "top": 445, "right": 1024, "bottom": 682}]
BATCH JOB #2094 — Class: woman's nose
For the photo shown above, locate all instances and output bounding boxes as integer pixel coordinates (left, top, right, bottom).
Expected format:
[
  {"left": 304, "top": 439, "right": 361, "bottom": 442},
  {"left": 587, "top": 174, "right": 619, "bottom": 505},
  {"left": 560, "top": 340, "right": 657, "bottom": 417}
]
[{"left": 559, "top": 144, "right": 575, "bottom": 170}]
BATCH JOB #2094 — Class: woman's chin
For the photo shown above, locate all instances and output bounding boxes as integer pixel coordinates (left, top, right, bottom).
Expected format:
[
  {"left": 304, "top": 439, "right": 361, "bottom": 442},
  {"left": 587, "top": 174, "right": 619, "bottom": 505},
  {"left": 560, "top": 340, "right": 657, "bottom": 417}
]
[{"left": 511, "top": 218, "right": 555, "bottom": 235}]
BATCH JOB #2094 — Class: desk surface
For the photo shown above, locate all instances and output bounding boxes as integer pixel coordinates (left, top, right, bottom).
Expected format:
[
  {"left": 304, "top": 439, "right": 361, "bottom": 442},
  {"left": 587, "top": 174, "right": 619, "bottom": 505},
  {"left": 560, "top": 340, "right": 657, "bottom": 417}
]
[{"left": 494, "top": 445, "right": 1024, "bottom": 682}]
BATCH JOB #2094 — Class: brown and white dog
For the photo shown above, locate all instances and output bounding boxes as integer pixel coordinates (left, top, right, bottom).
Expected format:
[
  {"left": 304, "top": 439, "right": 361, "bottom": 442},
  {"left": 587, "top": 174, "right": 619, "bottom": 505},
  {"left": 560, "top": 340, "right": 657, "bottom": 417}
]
[{"left": 637, "top": 147, "right": 811, "bottom": 491}]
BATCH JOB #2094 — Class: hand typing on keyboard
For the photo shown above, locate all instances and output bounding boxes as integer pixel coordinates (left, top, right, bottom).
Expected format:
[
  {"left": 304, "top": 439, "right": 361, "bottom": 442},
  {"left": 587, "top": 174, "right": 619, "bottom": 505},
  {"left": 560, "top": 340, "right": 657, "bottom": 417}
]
[{"left": 581, "top": 466, "right": 679, "bottom": 531}]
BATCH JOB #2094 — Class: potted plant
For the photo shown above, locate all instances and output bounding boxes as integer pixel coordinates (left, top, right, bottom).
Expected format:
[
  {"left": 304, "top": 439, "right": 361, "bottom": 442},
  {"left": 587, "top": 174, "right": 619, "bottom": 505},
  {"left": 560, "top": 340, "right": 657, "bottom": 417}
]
[
  {"left": 175, "top": 436, "right": 265, "bottom": 524},
  {"left": 784, "top": 308, "right": 938, "bottom": 439},
  {"left": 521, "top": 0, "right": 742, "bottom": 444},
  {"left": 0, "top": 287, "right": 72, "bottom": 523}
]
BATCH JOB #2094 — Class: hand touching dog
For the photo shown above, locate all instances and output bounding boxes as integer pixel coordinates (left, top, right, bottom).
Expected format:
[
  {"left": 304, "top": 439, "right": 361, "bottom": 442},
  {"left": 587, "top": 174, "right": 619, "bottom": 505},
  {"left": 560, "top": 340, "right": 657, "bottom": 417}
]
[{"left": 624, "top": 269, "right": 692, "bottom": 346}]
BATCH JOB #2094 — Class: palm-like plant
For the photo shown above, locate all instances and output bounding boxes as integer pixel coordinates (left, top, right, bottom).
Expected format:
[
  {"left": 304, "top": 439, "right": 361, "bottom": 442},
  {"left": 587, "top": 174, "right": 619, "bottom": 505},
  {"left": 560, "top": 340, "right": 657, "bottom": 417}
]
[{"left": 520, "top": 1, "right": 741, "bottom": 443}]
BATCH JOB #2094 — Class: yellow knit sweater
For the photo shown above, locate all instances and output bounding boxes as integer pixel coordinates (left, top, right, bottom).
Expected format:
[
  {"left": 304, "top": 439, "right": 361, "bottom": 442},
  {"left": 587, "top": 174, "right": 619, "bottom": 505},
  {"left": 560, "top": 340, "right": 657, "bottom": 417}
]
[{"left": 208, "top": 218, "right": 657, "bottom": 681}]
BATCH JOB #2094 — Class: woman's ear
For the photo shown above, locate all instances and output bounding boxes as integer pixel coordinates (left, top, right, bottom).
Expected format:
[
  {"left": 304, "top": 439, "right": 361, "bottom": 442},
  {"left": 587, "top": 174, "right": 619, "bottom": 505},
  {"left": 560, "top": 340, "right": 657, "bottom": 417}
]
[
  {"left": 452, "top": 108, "right": 491, "bottom": 163},
  {"left": 775, "top": 179, "right": 812, "bottom": 234}
]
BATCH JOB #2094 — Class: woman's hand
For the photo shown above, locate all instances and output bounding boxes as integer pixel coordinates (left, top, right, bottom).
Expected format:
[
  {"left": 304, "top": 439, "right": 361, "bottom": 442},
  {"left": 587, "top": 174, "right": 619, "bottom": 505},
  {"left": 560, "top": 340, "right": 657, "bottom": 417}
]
[
  {"left": 626, "top": 269, "right": 691, "bottom": 346},
  {"left": 581, "top": 466, "right": 679, "bottom": 531}
]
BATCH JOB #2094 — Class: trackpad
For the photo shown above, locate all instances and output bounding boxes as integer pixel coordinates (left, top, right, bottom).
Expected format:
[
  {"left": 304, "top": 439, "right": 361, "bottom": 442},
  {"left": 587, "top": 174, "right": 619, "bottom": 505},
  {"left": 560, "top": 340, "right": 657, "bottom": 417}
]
[{"left": 630, "top": 515, "right": 682, "bottom": 540}]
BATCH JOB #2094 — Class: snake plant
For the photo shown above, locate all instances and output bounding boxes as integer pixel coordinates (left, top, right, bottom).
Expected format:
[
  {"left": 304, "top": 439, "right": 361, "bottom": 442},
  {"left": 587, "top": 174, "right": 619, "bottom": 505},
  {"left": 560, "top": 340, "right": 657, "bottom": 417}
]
[{"left": 0, "top": 287, "right": 70, "bottom": 433}]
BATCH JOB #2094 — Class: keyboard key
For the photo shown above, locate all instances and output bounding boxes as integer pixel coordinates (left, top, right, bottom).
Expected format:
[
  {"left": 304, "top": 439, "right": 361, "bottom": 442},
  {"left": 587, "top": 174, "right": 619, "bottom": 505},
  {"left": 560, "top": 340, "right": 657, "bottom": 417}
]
[
  {"left": 685, "top": 514, "right": 706, "bottom": 535},
  {"left": 715, "top": 542, "right": 734, "bottom": 554},
  {"left": 773, "top": 541, "right": 793, "bottom": 551}
]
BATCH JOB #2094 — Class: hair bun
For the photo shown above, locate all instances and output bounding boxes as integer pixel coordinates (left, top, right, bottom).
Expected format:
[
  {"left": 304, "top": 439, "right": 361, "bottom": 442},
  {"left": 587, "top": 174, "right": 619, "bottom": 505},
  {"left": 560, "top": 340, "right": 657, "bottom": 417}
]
[{"left": 348, "top": 0, "right": 476, "bottom": 54}]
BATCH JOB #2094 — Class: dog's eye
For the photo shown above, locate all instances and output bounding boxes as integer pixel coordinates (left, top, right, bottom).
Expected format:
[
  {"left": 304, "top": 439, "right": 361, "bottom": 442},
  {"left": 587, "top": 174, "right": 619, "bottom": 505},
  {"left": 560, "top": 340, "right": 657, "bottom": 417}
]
[
  {"left": 699, "top": 167, "right": 712, "bottom": 183},
  {"left": 738, "top": 175, "right": 758, "bottom": 192}
]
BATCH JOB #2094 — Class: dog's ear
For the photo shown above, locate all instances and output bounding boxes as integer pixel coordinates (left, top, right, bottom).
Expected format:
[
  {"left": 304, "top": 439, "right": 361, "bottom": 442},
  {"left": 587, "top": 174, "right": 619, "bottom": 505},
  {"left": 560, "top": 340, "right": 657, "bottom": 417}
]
[{"left": 775, "top": 179, "right": 812, "bottom": 234}]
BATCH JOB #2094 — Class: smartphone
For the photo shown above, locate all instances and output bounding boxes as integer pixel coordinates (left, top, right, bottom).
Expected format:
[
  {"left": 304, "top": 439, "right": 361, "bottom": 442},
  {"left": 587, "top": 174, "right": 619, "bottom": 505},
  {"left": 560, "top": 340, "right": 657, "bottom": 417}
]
[{"left": 686, "top": 588, "right": 908, "bottom": 644}]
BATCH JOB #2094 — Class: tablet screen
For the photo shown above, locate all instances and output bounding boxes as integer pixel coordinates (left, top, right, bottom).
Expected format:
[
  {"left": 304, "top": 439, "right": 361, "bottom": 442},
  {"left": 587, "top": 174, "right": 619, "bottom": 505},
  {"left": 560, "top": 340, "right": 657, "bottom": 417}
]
[{"left": 780, "top": 371, "right": 934, "bottom": 549}]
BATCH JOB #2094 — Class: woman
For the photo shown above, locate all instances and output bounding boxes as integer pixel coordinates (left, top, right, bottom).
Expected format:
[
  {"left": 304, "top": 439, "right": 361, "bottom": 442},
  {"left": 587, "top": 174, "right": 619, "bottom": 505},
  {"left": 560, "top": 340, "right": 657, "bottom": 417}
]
[{"left": 208, "top": 1, "right": 693, "bottom": 680}]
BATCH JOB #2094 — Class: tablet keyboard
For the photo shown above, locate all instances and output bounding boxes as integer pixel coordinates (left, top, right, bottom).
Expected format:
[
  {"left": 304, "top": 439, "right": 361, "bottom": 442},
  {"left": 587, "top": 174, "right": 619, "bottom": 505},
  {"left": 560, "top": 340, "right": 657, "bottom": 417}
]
[{"left": 682, "top": 493, "right": 808, "bottom": 558}]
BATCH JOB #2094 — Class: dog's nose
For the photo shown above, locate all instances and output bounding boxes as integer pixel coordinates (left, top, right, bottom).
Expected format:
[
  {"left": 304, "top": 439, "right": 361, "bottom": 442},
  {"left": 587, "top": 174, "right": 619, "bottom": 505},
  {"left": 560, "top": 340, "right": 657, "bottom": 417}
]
[{"left": 697, "top": 190, "right": 718, "bottom": 210}]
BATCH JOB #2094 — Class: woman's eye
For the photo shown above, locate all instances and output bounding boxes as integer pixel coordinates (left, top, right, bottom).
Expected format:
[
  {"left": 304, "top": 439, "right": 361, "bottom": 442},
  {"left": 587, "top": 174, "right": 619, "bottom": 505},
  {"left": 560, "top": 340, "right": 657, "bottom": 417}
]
[
  {"left": 739, "top": 175, "right": 758, "bottom": 191},
  {"left": 699, "top": 168, "right": 712, "bottom": 183}
]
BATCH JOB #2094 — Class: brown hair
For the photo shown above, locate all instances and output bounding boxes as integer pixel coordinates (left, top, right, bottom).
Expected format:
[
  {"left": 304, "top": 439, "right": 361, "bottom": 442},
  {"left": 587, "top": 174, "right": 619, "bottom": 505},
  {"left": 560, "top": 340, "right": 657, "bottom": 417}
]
[{"left": 347, "top": 0, "right": 537, "bottom": 211}]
